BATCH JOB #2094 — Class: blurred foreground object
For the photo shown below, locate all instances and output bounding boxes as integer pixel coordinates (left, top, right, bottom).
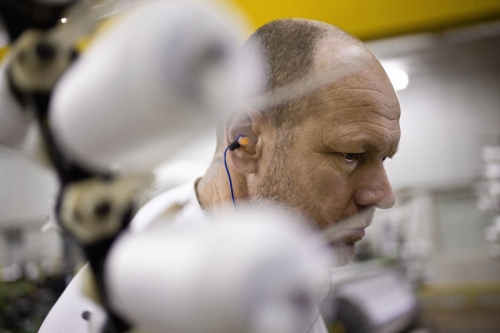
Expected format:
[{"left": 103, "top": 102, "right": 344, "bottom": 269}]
[
  {"left": 104, "top": 208, "right": 332, "bottom": 333},
  {"left": 0, "top": 0, "right": 264, "bottom": 331},
  {"left": 49, "top": 0, "right": 261, "bottom": 174},
  {"left": 0, "top": 0, "right": 261, "bottom": 173}
]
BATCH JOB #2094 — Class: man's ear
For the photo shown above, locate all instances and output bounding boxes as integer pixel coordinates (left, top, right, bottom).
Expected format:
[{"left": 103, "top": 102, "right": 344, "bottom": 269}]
[{"left": 225, "top": 106, "right": 271, "bottom": 175}]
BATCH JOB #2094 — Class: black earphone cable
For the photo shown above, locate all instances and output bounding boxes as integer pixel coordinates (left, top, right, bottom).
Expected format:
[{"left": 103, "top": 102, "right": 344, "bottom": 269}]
[{"left": 223, "top": 144, "right": 238, "bottom": 212}]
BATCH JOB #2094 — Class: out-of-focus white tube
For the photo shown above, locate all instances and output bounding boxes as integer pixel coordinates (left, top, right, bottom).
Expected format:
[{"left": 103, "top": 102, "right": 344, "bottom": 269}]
[
  {"left": 0, "top": 59, "right": 32, "bottom": 148},
  {"left": 105, "top": 208, "right": 331, "bottom": 333},
  {"left": 50, "top": 0, "right": 262, "bottom": 174}
]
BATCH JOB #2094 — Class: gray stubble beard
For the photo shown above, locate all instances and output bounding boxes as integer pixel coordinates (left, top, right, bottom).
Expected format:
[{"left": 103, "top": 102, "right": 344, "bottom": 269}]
[{"left": 249, "top": 132, "right": 355, "bottom": 267}]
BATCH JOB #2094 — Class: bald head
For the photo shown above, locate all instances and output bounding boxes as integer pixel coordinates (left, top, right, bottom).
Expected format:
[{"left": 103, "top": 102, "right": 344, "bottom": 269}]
[
  {"left": 240, "top": 19, "right": 378, "bottom": 130},
  {"left": 216, "top": 19, "right": 389, "bottom": 150},
  {"left": 245, "top": 19, "right": 366, "bottom": 89}
]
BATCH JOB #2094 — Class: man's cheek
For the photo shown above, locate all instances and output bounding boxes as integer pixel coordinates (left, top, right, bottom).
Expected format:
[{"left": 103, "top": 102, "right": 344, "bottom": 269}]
[{"left": 310, "top": 164, "right": 348, "bottom": 198}]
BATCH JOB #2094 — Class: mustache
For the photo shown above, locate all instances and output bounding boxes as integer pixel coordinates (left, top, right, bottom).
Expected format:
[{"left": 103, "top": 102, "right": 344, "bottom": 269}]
[{"left": 322, "top": 207, "right": 375, "bottom": 244}]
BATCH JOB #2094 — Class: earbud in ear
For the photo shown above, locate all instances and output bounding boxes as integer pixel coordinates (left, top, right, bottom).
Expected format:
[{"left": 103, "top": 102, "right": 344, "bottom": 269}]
[
  {"left": 238, "top": 136, "right": 249, "bottom": 146},
  {"left": 224, "top": 135, "right": 249, "bottom": 213},
  {"left": 228, "top": 135, "right": 249, "bottom": 151}
]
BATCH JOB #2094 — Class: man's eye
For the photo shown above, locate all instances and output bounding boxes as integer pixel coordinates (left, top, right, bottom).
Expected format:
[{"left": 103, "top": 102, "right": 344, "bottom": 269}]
[{"left": 342, "top": 153, "right": 360, "bottom": 162}]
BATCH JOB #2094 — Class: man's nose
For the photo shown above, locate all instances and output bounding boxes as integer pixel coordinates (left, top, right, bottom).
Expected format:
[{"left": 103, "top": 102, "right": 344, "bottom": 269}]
[{"left": 355, "top": 166, "right": 395, "bottom": 209}]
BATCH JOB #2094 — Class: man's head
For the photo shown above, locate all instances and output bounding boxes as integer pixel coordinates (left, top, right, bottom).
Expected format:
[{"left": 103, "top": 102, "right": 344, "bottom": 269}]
[{"left": 215, "top": 19, "right": 400, "bottom": 265}]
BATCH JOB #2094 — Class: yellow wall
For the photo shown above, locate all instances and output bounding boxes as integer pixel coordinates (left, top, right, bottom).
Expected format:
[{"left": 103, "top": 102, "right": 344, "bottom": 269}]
[{"left": 231, "top": 0, "right": 500, "bottom": 40}]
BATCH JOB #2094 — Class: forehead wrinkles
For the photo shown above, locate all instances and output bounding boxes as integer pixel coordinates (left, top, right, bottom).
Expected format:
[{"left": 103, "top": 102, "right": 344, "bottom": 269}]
[
  {"left": 329, "top": 91, "right": 401, "bottom": 122},
  {"left": 316, "top": 86, "right": 401, "bottom": 152},
  {"left": 324, "top": 74, "right": 400, "bottom": 116},
  {"left": 325, "top": 124, "right": 400, "bottom": 154}
]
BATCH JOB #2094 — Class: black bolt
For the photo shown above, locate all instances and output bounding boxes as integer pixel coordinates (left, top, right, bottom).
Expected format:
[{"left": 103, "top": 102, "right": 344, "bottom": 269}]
[
  {"left": 82, "top": 310, "right": 91, "bottom": 320},
  {"left": 36, "top": 42, "right": 56, "bottom": 60},
  {"left": 94, "top": 200, "right": 112, "bottom": 219}
]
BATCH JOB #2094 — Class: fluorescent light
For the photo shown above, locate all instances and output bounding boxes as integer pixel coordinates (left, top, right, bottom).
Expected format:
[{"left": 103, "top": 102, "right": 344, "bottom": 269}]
[
  {"left": 61, "top": 18, "right": 67, "bottom": 23},
  {"left": 383, "top": 67, "right": 409, "bottom": 91}
]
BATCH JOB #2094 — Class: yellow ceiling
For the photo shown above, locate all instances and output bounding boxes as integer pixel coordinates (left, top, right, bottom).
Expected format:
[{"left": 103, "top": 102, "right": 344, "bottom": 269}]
[{"left": 230, "top": 0, "right": 500, "bottom": 40}]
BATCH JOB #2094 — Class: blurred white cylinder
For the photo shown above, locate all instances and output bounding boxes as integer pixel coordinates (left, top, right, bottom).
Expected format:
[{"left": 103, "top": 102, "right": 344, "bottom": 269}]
[
  {"left": 105, "top": 211, "right": 330, "bottom": 333},
  {"left": 0, "top": 59, "right": 32, "bottom": 148},
  {"left": 50, "top": 0, "right": 260, "bottom": 173}
]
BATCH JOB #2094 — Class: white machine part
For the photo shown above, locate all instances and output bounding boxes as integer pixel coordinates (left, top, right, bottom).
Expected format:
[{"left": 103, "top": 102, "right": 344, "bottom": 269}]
[
  {"left": 105, "top": 208, "right": 332, "bottom": 333},
  {"left": 334, "top": 271, "right": 418, "bottom": 333},
  {"left": 0, "top": 59, "right": 32, "bottom": 148},
  {"left": 49, "top": 0, "right": 263, "bottom": 174}
]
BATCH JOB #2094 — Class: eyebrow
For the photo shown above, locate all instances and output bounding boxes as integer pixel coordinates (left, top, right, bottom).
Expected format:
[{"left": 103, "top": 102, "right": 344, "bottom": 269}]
[{"left": 333, "top": 136, "right": 399, "bottom": 153}]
